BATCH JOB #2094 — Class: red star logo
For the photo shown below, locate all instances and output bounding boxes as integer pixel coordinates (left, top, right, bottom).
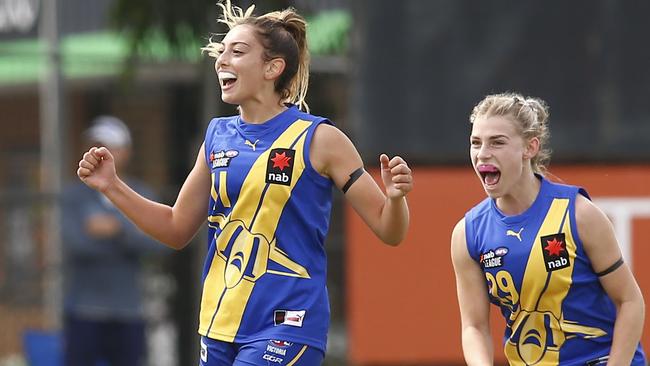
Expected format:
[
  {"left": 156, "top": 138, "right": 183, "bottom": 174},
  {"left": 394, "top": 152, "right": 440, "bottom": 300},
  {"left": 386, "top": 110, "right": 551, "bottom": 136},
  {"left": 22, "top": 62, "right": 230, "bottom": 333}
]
[
  {"left": 271, "top": 152, "right": 291, "bottom": 171},
  {"left": 544, "top": 238, "right": 565, "bottom": 256},
  {"left": 209, "top": 151, "right": 216, "bottom": 162}
]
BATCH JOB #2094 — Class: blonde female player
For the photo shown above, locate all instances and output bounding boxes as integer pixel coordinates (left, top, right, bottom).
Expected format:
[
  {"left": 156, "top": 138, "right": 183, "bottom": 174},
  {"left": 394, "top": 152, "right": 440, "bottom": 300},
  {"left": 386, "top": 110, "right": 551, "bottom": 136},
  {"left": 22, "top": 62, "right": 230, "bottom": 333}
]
[
  {"left": 77, "top": 1, "right": 412, "bottom": 365},
  {"left": 451, "top": 92, "right": 645, "bottom": 365}
]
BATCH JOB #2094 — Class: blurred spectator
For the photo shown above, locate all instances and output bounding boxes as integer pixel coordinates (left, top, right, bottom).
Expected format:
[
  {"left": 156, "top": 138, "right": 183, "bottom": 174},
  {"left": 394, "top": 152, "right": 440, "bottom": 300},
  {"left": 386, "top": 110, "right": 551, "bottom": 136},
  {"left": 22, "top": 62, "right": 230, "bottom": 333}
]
[{"left": 61, "top": 116, "right": 167, "bottom": 366}]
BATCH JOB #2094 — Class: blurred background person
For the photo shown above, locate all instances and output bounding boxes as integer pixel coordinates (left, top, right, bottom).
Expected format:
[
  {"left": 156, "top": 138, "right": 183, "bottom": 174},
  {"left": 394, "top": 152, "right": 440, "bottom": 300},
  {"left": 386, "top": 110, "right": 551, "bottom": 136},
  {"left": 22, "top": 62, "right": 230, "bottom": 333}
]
[{"left": 61, "top": 116, "right": 167, "bottom": 366}]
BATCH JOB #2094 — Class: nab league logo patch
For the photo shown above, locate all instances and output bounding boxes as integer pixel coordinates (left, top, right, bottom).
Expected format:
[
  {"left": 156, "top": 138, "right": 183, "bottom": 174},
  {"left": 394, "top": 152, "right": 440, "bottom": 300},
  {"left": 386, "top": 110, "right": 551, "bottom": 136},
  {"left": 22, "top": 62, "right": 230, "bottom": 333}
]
[
  {"left": 480, "top": 247, "right": 508, "bottom": 269},
  {"left": 210, "top": 149, "right": 239, "bottom": 168},
  {"left": 266, "top": 148, "right": 295, "bottom": 186},
  {"left": 540, "top": 233, "right": 570, "bottom": 272}
]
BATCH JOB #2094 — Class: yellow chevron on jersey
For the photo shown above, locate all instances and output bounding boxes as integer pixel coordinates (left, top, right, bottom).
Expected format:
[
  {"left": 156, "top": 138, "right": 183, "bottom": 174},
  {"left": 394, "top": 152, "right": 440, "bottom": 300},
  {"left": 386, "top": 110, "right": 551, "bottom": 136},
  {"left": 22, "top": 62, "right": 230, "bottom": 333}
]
[
  {"left": 199, "top": 119, "right": 312, "bottom": 341},
  {"left": 504, "top": 198, "right": 605, "bottom": 365},
  {"left": 504, "top": 198, "right": 572, "bottom": 364},
  {"left": 208, "top": 171, "right": 230, "bottom": 229}
]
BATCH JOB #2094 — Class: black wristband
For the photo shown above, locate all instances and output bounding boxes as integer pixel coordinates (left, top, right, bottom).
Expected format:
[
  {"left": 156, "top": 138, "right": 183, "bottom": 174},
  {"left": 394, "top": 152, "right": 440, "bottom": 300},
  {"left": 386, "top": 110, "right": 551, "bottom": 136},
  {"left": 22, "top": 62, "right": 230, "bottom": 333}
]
[
  {"left": 595, "top": 257, "right": 624, "bottom": 277},
  {"left": 341, "top": 167, "right": 365, "bottom": 193}
]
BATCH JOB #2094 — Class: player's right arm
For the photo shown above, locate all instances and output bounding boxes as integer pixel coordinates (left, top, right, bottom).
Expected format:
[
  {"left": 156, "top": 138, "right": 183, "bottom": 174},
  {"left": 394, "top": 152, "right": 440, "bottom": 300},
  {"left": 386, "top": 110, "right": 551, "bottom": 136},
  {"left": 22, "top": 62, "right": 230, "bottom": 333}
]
[
  {"left": 451, "top": 218, "right": 494, "bottom": 366},
  {"left": 77, "top": 144, "right": 211, "bottom": 250}
]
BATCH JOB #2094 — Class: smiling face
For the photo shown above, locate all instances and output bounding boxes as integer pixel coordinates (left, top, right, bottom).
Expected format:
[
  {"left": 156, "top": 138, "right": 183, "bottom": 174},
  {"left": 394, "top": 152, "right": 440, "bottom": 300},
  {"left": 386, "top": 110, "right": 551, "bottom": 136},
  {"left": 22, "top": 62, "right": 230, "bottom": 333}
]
[
  {"left": 214, "top": 24, "right": 272, "bottom": 106},
  {"left": 470, "top": 115, "right": 537, "bottom": 198}
]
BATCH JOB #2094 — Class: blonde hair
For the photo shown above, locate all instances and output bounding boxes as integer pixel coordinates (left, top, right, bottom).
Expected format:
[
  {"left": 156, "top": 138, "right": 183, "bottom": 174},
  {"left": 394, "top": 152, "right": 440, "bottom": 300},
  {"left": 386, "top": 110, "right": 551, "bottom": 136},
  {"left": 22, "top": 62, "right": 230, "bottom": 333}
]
[
  {"left": 202, "top": 0, "right": 311, "bottom": 112},
  {"left": 470, "top": 92, "right": 551, "bottom": 175}
]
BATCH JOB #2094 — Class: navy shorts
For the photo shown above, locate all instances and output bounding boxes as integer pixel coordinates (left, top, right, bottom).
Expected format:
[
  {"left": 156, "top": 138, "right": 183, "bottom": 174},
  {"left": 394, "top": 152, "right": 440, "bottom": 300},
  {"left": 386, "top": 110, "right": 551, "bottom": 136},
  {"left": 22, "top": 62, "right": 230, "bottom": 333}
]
[{"left": 199, "top": 336, "right": 324, "bottom": 366}]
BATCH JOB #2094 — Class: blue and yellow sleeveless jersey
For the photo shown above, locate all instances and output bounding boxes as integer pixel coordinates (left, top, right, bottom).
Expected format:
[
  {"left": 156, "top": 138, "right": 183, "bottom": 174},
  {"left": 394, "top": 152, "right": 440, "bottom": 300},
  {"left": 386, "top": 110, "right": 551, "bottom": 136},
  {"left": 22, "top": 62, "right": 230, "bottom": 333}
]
[
  {"left": 199, "top": 105, "right": 332, "bottom": 352},
  {"left": 464, "top": 176, "right": 646, "bottom": 365}
]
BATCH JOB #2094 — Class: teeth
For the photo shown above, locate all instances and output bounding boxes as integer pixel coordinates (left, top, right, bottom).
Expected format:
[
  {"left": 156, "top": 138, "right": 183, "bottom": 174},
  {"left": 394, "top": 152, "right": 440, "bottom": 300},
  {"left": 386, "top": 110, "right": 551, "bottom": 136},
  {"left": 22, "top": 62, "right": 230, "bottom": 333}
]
[{"left": 218, "top": 71, "right": 237, "bottom": 81}]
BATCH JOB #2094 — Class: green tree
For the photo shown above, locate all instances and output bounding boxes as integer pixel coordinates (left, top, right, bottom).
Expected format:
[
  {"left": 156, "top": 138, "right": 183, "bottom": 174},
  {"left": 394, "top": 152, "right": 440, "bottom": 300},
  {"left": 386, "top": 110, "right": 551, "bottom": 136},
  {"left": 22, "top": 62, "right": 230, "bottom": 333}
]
[{"left": 110, "top": 0, "right": 294, "bottom": 58}]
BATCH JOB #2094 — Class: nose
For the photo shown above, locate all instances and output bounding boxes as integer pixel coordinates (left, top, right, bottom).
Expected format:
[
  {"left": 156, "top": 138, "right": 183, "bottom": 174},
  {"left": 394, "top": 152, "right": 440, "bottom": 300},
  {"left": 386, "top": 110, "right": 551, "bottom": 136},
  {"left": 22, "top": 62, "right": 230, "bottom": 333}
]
[
  {"left": 216, "top": 48, "right": 231, "bottom": 67},
  {"left": 476, "top": 143, "right": 491, "bottom": 160}
]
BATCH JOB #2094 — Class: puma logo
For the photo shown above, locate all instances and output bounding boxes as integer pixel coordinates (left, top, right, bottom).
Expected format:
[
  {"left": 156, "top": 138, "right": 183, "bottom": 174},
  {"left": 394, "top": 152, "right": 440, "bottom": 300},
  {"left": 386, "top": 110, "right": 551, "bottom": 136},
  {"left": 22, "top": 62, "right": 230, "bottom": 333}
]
[
  {"left": 506, "top": 227, "right": 524, "bottom": 242},
  {"left": 245, "top": 139, "right": 259, "bottom": 151}
]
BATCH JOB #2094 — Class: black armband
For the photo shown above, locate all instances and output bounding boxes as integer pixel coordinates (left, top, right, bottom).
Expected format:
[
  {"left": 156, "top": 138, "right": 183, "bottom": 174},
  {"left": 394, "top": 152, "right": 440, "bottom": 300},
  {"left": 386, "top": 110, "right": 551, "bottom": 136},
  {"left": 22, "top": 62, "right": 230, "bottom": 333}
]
[
  {"left": 341, "top": 167, "right": 365, "bottom": 194},
  {"left": 595, "top": 257, "right": 624, "bottom": 277}
]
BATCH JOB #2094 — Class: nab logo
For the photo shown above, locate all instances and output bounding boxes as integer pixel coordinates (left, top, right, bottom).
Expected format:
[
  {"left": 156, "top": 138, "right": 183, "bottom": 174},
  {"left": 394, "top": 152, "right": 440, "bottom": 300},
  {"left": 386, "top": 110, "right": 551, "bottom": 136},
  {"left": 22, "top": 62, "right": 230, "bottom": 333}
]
[
  {"left": 540, "top": 233, "right": 570, "bottom": 272},
  {"left": 266, "top": 148, "right": 295, "bottom": 186}
]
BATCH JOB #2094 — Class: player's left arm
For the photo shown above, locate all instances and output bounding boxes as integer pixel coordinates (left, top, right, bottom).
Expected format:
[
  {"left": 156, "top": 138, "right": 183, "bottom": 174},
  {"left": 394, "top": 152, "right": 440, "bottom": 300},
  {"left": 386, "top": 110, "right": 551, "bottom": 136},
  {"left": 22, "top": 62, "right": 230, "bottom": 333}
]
[
  {"left": 310, "top": 123, "right": 412, "bottom": 246},
  {"left": 576, "top": 194, "right": 645, "bottom": 365}
]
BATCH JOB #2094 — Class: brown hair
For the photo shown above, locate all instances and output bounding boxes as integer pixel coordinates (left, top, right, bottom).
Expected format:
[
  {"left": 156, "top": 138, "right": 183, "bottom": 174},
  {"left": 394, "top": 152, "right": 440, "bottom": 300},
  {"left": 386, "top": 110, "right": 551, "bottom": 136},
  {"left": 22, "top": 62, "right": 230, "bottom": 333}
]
[
  {"left": 203, "top": 0, "right": 310, "bottom": 112},
  {"left": 470, "top": 92, "right": 551, "bottom": 175}
]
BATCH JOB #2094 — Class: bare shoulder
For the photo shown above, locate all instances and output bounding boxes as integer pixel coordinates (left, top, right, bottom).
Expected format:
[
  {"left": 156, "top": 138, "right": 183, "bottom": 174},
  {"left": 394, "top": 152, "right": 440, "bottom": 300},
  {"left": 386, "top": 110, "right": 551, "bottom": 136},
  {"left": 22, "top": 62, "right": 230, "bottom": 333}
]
[
  {"left": 193, "top": 143, "right": 209, "bottom": 172},
  {"left": 451, "top": 218, "right": 468, "bottom": 257},
  {"left": 575, "top": 193, "right": 611, "bottom": 238},
  {"left": 452, "top": 218, "right": 466, "bottom": 240},
  {"left": 574, "top": 193, "right": 624, "bottom": 269},
  {"left": 312, "top": 123, "right": 351, "bottom": 147},
  {"left": 451, "top": 217, "right": 482, "bottom": 278},
  {"left": 310, "top": 123, "right": 361, "bottom": 177}
]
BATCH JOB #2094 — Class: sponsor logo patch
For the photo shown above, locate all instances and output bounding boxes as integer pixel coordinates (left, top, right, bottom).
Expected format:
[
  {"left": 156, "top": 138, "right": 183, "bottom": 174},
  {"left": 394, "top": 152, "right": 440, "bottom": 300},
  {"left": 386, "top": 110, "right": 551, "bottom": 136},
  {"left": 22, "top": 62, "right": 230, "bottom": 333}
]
[
  {"left": 266, "top": 344, "right": 287, "bottom": 356},
  {"left": 210, "top": 149, "right": 239, "bottom": 168},
  {"left": 506, "top": 227, "right": 524, "bottom": 242},
  {"left": 245, "top": 139, "right": 260, "bottom": 151},
  {"left": 266, "top": 148, "right": 295, "bottom": 186},
  {"left": 480, "top": 247, "right": 508, "bottom": 269},
  {"left": 269, "top": 340, "right": 293, "bottom": 348},
  {"left": 274, "top": 309, "right": 305, "bottom": 327},
  {"left": 262, "top": 354, "right": 283, "bottom": 363},
  {"left": 263, "top": 339, "right": 293, "bottom": 364},
  {"left": 540, "top": 233, "right": 570, "bottom": 272}
]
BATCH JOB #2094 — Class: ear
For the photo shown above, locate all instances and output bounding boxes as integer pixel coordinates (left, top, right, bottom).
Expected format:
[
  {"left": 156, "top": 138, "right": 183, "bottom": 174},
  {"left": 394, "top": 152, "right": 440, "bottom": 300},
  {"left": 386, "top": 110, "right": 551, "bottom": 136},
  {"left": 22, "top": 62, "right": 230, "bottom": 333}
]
[
  {"left": 264, "top": 58, "right": 286, "bottom": 81},
  {"left": 523, "top": 137, "right": 540, "bottom": 160}
]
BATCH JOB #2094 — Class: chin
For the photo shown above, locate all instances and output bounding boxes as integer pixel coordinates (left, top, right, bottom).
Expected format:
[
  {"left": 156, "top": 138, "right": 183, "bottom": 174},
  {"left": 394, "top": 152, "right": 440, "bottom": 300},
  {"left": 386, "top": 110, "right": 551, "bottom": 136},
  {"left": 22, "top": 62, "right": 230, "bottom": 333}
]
[
  {"left": 482, "top": 184, "right": 504, "bottom": 199},
  {"left": 483, "top": 187, "right": 496, "bottom": 197},
  {"left": 221, "top": 94, "right": 235, "bottom": 104},
  {"left": 220, "top": 89, "right": 242, "bottom": 104},
  {"left": 484, "top": 190, "right": 502, "bottom": 199}
]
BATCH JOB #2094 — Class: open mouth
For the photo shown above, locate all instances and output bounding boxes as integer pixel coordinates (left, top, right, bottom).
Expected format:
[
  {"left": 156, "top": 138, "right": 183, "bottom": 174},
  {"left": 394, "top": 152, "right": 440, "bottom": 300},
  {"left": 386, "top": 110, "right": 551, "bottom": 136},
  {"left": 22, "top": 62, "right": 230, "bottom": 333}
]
[
  {"left": 218, "top": 71, "right": 237, "bottom": 89},
  {"left": 477, "top": 164, "right": 500, "bottom": 186}
]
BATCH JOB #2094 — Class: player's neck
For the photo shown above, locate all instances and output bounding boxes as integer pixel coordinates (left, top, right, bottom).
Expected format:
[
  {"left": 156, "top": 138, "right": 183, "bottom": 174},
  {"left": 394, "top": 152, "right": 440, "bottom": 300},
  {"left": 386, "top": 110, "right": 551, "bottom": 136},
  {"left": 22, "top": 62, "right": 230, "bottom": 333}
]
[
  {"left": 496, "top": 173, "right": 541, "bottom": 216},
  {"left": 240, "top": 98, "right": 286, "bottom": 124}
]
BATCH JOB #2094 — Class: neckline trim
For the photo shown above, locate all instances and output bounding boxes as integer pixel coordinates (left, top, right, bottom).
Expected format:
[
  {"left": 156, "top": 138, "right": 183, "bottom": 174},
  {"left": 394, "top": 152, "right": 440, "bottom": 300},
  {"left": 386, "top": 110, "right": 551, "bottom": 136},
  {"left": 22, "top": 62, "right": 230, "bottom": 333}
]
[
  {"left": 236, "top": 105, "right": 298, "bottom": 136},
  {"left": 489, "top": 175, "right": 547, "bottom": 225}
]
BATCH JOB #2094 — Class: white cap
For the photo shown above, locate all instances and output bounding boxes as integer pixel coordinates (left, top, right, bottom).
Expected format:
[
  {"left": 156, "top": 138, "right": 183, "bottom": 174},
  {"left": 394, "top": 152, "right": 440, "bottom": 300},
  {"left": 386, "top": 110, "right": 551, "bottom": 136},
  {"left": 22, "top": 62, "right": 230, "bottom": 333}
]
[{"left": 83, "top": 115, "right": 132, "bottom": 148}]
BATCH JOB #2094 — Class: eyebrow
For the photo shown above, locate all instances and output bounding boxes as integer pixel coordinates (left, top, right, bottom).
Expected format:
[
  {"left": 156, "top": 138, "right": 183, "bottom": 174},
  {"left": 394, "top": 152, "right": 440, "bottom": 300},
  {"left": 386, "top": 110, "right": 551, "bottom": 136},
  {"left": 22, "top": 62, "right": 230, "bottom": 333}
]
[
  {"left": 489, "top": 134, "right": 509, "bottom": 139},
  {"left": 224, "top": 41, "right": 250, "bottom": 47},
  {"left": 470, "top": 134, "right": 509, "bottom": 140}
]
